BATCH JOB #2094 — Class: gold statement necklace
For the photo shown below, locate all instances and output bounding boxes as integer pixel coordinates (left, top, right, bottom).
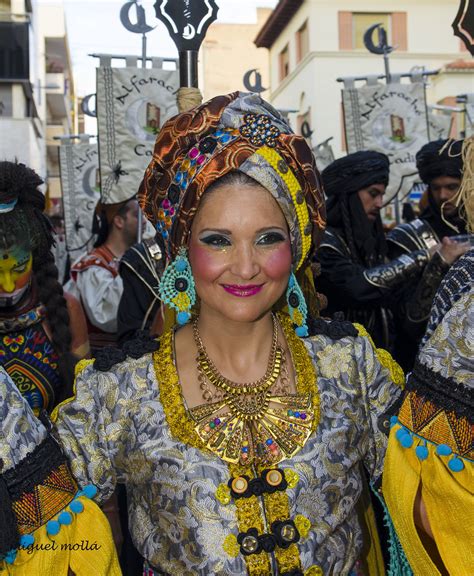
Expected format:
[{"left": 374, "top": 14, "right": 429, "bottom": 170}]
[{"left": 189, "top": 314, "right": 314, "bottom": 466}]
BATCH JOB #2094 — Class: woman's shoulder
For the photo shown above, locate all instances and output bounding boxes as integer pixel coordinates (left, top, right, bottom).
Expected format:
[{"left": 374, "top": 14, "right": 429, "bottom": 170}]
[{"left": 302, "top": 315, "right": 404, "bottom": 388}]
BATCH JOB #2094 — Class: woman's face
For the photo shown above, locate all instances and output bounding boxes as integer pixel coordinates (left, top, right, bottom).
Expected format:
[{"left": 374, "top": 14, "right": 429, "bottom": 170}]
[
  {"left": 189, "top": 182, "right": 292, "bottom": 324},
  {"left": 0, "top": 243, "right": 33, "bottom": 306}
]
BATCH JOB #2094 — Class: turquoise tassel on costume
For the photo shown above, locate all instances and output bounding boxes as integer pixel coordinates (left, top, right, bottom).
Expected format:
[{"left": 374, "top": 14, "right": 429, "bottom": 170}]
[
  {"left": 286, "top": 272, "right": 309, "bottom": 337},
  {"left": 158, "top": 247, "right": 196, "bottom": 325}
]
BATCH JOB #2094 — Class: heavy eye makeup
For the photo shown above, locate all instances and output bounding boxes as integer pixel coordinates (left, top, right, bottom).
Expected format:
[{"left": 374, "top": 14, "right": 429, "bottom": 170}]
[
  {"left": 198, "top": 228, "right": 287, "bottom": 249},
  {"left": 256, "top": 229, "right": 287, "bottom": 245},
  {"left": 199, "top": 233, "right": 232, "bottom": 248}
]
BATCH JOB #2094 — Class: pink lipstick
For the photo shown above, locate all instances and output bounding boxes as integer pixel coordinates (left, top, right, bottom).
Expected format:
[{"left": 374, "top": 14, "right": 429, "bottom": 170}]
[{"left": 222, "top": 284, "right": 264, "bottom": 297}]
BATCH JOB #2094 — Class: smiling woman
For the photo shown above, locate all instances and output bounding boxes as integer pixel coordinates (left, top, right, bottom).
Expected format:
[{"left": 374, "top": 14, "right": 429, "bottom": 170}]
[{"left": 1, "top": 93, "right": 407, "bottom": 576}]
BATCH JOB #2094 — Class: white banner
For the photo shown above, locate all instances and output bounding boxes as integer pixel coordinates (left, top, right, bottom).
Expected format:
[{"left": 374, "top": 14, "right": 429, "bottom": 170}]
[
  {"left": 96, "top": 66, "right": 179, "bottom": 204},
  {"left": 59, "top": 142, "right": 100, "bottom": 255},
  {"left": 313, "top": 140, "right": 335, "bottom": 172},
  {"left": 428, "top": 111, "right": 452, "bottom": 140},
  {"left": 342, "top": 82, "right": 429, "bottom": 202}
]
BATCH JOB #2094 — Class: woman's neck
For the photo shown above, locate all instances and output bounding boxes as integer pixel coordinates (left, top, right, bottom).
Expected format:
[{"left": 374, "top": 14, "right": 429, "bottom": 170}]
[{"left": 194, "top": 309, "right": 275, "bottom": 379}]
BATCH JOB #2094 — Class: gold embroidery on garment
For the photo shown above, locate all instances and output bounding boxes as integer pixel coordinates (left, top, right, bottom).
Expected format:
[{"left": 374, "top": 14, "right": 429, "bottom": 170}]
[
  {"left": 153, "top": 330, "right": 206, "bottom": 450},
  {"left": 154, "top": 315, "right": 319, "bottom": 575},
  {"left": 215, "top": 483, "right": 232, "bottom": 505},
  {"left": 354, "top": 323, "right": 405, "bottom": 388},
  {"left": 223, "top": 534, "right": 240, "bottom": 558},
  {"left": 50, "top": 359, "right": 94, "bottom": 423},
  {"left": 230, "top": 464, "right": 272, "bottom": 575},
  {"left": 294, "top": 514, "right": 311, "bottom": 539},
  {"left": 263, "top": 479, "right": 302, "bottom": 574},
  {"left": 284, "top": 469, "right": 300, "bottom": 489}
]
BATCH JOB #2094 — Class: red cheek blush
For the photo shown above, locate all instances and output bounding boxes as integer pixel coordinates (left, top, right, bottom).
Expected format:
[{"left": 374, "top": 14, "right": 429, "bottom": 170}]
[{"left": 263, "top": 243, "right": 292, "bottom": 280}]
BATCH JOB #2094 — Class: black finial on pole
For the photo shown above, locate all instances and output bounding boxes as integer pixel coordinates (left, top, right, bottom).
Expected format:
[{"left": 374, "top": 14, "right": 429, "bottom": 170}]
[{"left": 154, "top": 0, "right": 219, "bottom": 88}]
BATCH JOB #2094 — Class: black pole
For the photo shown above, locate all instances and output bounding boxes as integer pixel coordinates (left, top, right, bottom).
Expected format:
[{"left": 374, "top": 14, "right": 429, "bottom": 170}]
[{"left": 179, "top": 51, "right": 199, "bottom": 88}]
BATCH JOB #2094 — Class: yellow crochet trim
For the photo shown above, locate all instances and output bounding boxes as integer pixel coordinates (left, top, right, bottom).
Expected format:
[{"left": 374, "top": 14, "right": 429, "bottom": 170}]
[
  {"left": 279, "top": 312, "right": 320, "bottom": 436},
  {"left": 222, "top": 534, "right": 240, "bottom": 558},
  {"left": 172, "top": 291, "right": 190, "bottom": 311},
  {"left": 215, "top": 483, "right": 232, "bottom": 505},
  {"left": 284, "top": 468, "right": 300, "bottom": 489},
  {"left": 74, "top": 358, "right": 95, "bottom": 377},
  {"left": 294, "top": 514, "right": 311, "bottom": 539},
  {"left": 153, "top": 330, "right": 206, "bottom": 450},
  {"left": 50, "top": 359, "right": 94, "bottom": 423},
  {"left": 229, "top": 465, "right": 272, "bottom": 575},
  {"left": 263, "top": 487, "right": 301, "bottom": 573},
  {"left": 354, "top": 323, "right": 405, "bottom": 388},
  {"left": 305, "top": 566, "right": 324, "bottom": 575},
  {"left": 255, "top": 146, "right": 311, "bottom": 270}
]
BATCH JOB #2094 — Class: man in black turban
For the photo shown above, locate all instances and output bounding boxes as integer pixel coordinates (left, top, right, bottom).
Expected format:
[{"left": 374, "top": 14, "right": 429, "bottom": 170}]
[
  {"left": 387, "top": 139, "right": 470, "bottom": 370},
  {"left": 316, "top": 150, "right": 437, "bottom": 351}
]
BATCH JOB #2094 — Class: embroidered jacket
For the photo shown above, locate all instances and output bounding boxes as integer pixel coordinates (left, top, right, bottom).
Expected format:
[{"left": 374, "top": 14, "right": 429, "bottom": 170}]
[{"left": 3, "top": 320, "right": 403, "bottom": 576}]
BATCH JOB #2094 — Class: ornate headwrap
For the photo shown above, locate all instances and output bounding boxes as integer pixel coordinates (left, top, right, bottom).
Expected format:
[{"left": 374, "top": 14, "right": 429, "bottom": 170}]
[
  {"left": 416, "top": 139, "right": 464, "bottom": 184},
  {"left": 138, "top": 92, "right": 325, "bottom": 271},
  {"left": 321, "top": 150, "right": 390, "bottom": 197}
]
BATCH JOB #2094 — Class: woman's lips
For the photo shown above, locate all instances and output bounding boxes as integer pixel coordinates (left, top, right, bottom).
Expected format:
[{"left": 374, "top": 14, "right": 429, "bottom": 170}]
[{"left": 221, "top": 284, "right": 264, "bottom": 297}]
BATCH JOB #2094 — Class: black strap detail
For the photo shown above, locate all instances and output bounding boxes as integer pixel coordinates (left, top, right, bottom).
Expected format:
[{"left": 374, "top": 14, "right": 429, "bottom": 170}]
[
  {"left": 407, "top": 361, "right": 474, "bottom": 423},
  {"left": 94, "top": 331, "right": 160, "bottom": 372},
  {"left": 307, "top": 313, "right": 359, "bottom": 340}
]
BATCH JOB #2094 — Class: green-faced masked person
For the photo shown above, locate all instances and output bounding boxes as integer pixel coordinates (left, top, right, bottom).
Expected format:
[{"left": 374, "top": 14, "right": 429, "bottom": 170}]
[
  {"left": 0, "top": 161, "right": 90, "bottom": 414},
  {"left": 1, "top": 94, "right": 410, "bottom": 576}
]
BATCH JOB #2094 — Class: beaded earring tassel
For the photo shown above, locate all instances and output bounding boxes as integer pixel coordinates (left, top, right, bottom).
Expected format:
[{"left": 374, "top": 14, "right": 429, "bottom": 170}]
[
  {"left": 159, "top": 247, "right": 196, "bottom": 325},
  {"left": 286, "top": 271, "right": 309, "bottom": 337}
]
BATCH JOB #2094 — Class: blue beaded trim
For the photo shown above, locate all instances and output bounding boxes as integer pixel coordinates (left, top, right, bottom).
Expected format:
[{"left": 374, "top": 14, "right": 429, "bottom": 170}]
[
  {"left": 1, "top": 484, "right": 98, "bottom": 565},
  {"left": 391, "top": 418, "right": 472, "bottom": 471}
]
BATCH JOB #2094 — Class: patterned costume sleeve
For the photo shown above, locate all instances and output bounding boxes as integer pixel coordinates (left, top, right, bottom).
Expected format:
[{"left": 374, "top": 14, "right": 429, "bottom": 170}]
[
  {"left": 50, "top": 361, "right": 121, "bottom": 504},
  {"left": 0, "top": 367, "right": 47, "bottom": 473},
  {"left": 353, "top": 334, "right": 403, "bottom": 482},
  {"left": 0, "top": 367, "right": 120, "bottom": 574}
]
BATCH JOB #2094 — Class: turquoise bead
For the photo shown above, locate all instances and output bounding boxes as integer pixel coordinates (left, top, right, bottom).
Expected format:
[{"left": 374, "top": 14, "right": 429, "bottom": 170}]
[
  {"left": 415, "top": 445, "right": 429, "bottom": 461},
  {"left": 175, "top": 259, "right": 187, "bottom": 272},
  {"left": 436, "top": 444, "right": 452, "bottom": 456},
  {"left": 448, "top": 457, "right": 464, "bottom": 472},
  {"left": 177, "top": 311, "right": 191, "bottom": 325},
  {"left": 83, "top": 484, "right": 98, "bottom": 499},
  {"left": 400, "top": 434, "right": 413, "bottom": 448},
  {"left": 46, "top": 520, "right": 60, "bottom": 536},
  {"left": 58, "top": 511, "right": 73, "bottom": 525},
  {"left": 70, "top": 499, "right": 84, "bottom": 513},
  {"left": 396, "top": 427, "right": 408, "bottom": 441},
  {"left": 295, "top": 325, "right": 308, "bottom": 337},
  {"left": 20, "top": 534, "right": 34, "bottom": 547}
]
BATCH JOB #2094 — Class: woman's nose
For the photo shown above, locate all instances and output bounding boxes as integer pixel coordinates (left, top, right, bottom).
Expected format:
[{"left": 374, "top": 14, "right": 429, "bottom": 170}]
[{"left": 230, "top": 244, "right": 260, "bottom": 280}]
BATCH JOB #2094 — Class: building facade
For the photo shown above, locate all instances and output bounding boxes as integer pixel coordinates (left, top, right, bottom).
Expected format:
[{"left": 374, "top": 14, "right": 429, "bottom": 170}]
[
  {"left": 0, "top": 0, "right": 75, "bottom": 210},
  {"left": 255, "top": 0, "right": 473, "bottom": 158},
  {"left": 200, "top": 8, "right": 272, "bottom": 103}
]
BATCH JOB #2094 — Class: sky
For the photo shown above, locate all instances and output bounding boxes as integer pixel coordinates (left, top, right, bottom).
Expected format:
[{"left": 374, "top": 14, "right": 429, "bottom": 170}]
[{"left": 51, "top": 0, "right": 277, "bottom": 98}]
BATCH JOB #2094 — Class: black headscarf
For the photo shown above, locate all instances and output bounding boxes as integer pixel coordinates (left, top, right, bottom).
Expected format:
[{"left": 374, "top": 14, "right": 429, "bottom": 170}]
[
  {"left": 416, "top": 139, "right": 466, "bottom": 237},
  {"left": 321, "top": 151, "right": 390, "bottom": 266}
]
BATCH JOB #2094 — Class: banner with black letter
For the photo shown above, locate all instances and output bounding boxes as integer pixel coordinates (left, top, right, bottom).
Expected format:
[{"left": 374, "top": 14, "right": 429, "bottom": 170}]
[
  {"left": 342, "top": 81, "right": 429, "bottom": 202},
  {"left": 96, "top": 65, "right": 179, "bottom": 204},
  {"left": 59, "top": 141, "right": 100, "bottom": 256}
]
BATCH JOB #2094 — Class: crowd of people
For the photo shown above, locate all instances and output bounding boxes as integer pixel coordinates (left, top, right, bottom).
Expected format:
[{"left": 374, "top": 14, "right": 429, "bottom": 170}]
[{"left": 0, "top": 92, "right": 472, "bottom": 576}]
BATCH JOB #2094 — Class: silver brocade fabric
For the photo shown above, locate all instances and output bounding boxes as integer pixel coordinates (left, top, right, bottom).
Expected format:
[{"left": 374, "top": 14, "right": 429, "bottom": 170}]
[{"left": 0, "top": 332, "right": 400, "bottom": 576}]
